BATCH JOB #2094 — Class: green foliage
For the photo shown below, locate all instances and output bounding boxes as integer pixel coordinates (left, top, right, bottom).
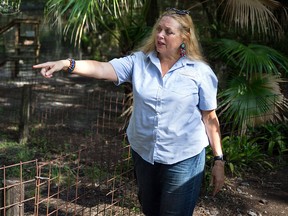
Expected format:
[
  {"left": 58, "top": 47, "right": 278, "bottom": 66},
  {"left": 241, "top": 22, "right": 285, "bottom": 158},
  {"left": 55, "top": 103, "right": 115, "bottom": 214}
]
[
  {"left": 209, "top": 39, "right": 288, "bottom": 77},
  {"left": 29, "top": 127, "right": 73, "bottom": 159},
  {"left": 209, "top": 39, "right": 288, "bottom": 134},
  {"left": 50, "top": 164, "right": 77, "bottom": 187},
  {"left": 206, "top": 134, "right": 274, "bottom": 177},
  {"left": 0, "top": 0, "right": 21, "bottom": 15},
  {"left": 221, "top": 135, "right": 273, "bottom": 176},
  {"left": 218, "top": 74, "right": 288, "bottom": 133},
  {"left": 45, "top": 0, "right": 150, "bottom": 53},
  {"left": 0, "top": 140, "right": 36, "bottom": 180},
  {"left": 204, "top": 4, "right": 288, "bottom": 137},
  {"left": 0, "top": 141, "right": 35, "bottom": 165},
  {"left": 255, "top": 123, "right": 288, "bottom": 156}
]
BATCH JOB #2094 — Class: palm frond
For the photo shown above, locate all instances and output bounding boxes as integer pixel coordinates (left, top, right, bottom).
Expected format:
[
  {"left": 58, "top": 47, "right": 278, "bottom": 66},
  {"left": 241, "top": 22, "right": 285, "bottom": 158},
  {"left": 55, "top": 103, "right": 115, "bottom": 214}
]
[
  {"left": 45, "top": 0, "right": 146, "bottom": 47},
  {"left": 218, "top": 74, "right": 288, "bottom": 134},
  {"left": 219, "top": 0, "right": 287, "bottom": 40},
  {"left": 209, "top": 39, "right": 288, "bottom": 77}
]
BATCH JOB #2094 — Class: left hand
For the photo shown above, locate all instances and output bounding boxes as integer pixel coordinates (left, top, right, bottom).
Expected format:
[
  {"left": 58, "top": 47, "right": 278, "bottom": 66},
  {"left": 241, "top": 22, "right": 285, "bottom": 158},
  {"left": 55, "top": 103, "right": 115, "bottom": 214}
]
[{"left": 210, "top": 160, "right": 225, "bottom": 196}]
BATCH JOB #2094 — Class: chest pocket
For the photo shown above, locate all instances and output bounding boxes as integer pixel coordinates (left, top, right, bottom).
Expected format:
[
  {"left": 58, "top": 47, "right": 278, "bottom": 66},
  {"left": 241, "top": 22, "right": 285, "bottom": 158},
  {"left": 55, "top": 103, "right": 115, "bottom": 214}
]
[{"left": 170, "top": 74, "right": 199, "bottom": 96}]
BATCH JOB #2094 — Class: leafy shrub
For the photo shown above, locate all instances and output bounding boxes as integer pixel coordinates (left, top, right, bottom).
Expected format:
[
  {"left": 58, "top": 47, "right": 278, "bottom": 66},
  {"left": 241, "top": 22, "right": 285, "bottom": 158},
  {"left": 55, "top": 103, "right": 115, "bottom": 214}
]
[
  {"left": 254, "top": 123, "right": 288, "bottom": 157},
  {"left": 206, "top": 135, "right": 273, "bottom": 176},
  {"left": 223, "top": 135, "right": 273, "bottom": 175}
]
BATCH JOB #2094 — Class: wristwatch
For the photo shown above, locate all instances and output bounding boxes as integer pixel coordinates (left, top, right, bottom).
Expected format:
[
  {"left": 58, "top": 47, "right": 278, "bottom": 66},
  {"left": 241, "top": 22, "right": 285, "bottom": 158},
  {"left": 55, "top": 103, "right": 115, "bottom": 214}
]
[{"left": 213, "top": 155, "right": 224, "bottom": 162}]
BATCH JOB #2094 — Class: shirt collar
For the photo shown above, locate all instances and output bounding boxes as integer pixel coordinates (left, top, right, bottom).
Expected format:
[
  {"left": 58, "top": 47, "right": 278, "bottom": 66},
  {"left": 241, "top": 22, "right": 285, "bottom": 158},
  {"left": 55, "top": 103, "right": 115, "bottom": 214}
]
[
  {"left": 146, "top": 51, "right": 195, "bottom": 68},
  {"left": 146, "top": 51, "right": 157, "bottom": 62}
]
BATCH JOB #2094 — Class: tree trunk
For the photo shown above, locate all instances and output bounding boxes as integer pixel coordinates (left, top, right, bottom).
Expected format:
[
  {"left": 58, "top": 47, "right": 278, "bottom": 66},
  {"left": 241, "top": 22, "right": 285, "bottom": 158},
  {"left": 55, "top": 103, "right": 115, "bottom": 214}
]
[{"left": 19, "top": 84, "right": 32, "bottom": 145}]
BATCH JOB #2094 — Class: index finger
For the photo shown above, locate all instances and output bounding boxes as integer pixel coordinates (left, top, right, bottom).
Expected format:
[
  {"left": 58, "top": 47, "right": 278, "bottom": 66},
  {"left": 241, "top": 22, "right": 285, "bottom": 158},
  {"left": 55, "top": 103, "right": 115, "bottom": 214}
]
[{"left": 32, "top": 62, "right": 51, "bottom": 69}]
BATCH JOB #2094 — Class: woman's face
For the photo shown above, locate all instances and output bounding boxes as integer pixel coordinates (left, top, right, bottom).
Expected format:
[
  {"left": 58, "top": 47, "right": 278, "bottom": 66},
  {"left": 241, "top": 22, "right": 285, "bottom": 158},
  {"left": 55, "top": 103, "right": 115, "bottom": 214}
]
[{"left": 155, "top": 16, "right": 183, "bottom": 58}]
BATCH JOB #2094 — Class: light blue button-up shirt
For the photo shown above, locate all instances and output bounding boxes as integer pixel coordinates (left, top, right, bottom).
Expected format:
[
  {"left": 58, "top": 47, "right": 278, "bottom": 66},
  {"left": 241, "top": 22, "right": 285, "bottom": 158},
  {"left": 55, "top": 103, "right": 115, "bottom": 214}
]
[{"left": 110, "top": 51, "right": 218, "bottom": 164}]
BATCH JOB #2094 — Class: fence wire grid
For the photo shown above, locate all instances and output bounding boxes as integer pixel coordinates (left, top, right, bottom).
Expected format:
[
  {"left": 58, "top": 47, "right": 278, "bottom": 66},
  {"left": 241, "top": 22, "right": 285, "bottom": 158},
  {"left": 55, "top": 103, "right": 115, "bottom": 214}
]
[{"left": 0, "top": 80, "right": 142, "bottom": 216}]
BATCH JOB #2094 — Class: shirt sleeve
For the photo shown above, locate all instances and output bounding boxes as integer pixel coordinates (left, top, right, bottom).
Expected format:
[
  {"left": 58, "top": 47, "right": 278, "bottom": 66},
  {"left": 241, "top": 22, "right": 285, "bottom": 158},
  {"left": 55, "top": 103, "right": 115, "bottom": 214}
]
[
  {"left": 109, "top": 53, "right": 136, "bottom": 86},
  {"left": 198, "top": 63, "right": 218, "bottom": 110}
]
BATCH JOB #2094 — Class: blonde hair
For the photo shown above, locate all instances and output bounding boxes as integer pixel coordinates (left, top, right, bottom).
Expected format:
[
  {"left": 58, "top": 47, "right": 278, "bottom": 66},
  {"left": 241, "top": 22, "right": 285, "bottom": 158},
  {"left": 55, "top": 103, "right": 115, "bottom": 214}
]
[{"left": 138, "top": 10, "right": 204, "bottom": 61}]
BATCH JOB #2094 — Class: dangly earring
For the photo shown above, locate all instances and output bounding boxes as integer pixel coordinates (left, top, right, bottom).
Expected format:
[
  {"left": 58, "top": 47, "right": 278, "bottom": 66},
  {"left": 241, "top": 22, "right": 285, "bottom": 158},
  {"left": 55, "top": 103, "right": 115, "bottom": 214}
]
[{"left": 180, "top": 43, "right": 186, "bottom": 57}]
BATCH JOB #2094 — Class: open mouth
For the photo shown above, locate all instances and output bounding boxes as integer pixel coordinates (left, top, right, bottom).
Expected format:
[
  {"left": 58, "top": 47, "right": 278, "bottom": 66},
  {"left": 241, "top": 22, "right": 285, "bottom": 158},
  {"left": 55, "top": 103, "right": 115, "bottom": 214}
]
[{"left": 157, "top": 41, "right": 165, "bottom": 46}]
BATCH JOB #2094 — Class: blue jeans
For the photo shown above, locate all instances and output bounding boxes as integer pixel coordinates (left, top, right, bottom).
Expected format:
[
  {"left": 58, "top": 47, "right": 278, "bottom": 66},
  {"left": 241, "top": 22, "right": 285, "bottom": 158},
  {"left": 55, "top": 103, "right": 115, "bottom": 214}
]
[{"left": 132, "top": 148, "right": 205, "bottom": 216}]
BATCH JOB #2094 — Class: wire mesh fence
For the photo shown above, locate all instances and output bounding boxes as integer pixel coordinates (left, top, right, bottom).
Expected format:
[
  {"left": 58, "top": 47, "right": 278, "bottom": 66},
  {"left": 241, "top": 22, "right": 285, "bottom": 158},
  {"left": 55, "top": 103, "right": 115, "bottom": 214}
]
[{"left": 0, "top": 80, "right": 142, "bottom": 216}]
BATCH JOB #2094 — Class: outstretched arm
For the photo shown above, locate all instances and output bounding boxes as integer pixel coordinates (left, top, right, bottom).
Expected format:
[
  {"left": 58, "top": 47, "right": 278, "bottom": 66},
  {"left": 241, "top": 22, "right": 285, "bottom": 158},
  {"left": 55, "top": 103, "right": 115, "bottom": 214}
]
[
  {"left": 202, "top": 110, "right": 225, "bottom": 196},
  {"left": 33, "top": 59, "right": 118, "bottom": 82}
]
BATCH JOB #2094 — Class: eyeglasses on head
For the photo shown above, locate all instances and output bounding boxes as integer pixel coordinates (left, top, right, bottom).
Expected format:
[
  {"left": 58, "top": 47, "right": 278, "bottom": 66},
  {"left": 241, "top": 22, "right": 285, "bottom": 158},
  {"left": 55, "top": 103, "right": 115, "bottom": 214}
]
[{"left": 165, "top": 8, "right": 190, "bottom": 15}]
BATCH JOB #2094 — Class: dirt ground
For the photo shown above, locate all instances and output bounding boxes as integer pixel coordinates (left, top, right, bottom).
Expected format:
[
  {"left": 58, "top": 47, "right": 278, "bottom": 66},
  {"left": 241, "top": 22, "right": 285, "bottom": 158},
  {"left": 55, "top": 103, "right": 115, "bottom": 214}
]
[{"left": 194, "top": 164, "right": 288, "bottom": 216}]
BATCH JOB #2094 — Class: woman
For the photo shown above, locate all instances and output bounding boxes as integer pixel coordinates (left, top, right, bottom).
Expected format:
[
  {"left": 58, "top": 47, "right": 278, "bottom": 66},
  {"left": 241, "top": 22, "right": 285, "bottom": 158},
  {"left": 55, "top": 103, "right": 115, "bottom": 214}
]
[{"left": 33, "top": 8, "right": 225, "bottom": 216}]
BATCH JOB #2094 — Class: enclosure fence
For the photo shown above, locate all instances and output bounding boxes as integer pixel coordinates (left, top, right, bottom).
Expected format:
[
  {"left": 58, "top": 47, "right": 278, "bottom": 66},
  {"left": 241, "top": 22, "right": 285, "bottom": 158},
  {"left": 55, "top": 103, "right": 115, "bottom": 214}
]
[{"left": 0, "top": 81, "right": 142, "bottom": 216}]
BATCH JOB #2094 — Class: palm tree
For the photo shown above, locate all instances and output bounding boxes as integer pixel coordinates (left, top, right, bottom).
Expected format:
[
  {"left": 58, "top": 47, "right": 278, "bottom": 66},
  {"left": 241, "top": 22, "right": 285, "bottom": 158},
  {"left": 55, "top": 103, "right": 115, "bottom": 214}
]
[
  {"left": 201, "top": 0, "right": 288, "bottom": 41},
  {"left": 45, "top": 0, "right": 152, "bottom": 54},
  {"left": 209, "top": 39, "right": 288, "bottom": 134},
  {"left": 206, "top": 34, "right": 288, "bottom": 133},
  {"left": 200, "top": 0, "right": 288, "bottom": 134}
]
